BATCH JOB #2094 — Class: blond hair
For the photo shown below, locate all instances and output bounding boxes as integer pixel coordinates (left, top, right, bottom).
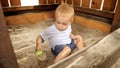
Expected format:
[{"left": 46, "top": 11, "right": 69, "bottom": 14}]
[{"left": 55, "top": 4, "right": 74, "bottom": 22}]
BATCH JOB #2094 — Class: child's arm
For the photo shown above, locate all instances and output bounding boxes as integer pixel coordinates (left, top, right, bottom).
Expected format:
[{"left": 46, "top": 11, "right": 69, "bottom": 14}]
[
  {"left": 70, "top": 33, "right": 84, "bottom": 49},
  {"left": 36, "top": 35, "right": 42, "bottom": 51}
]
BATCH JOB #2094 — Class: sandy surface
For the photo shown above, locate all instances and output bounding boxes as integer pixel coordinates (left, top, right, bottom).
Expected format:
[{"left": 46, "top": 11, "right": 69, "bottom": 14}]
[{"left": 8, "top": 18, "right": 106, "bottom": 68}]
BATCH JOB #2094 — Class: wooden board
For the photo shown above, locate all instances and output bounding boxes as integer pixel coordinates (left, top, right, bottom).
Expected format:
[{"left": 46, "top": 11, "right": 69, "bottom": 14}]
[
  {"left": 5, "top": 11, "right": 111, "bottom": 33},
  {"left": 6, "top": 12, "right": 54, "bottom": 25},
  {"left": 103, "top": 0, "right": 117, "bottom": 11},
  {"left": 3, "top": 4, "right": 114, "bottom": 19},
  {"left": 56, "top": 0, "right": 62, "bottom": 4},
  {"left": 0, "top": 0, "right": 9, "bottom": 7},
  {"left": 82, "top": 0, "right": 90, "bottom": 8},
  {"left": 74, "top": 15, "right": 111, "bottom": 33},
  {"left": 74, "top": 6, "right": 114, "bottom": 19},
  {"left": 111, "top": 0, "right": 120, "bottom": 31},
  {"left": 74, "top": 0, "right": 80, "bottom": 6},
  {"left": 39, "top": 0, "right": 47, "bottom": 4},
  {"left": 3, "top": 4, "right": 58, "bottom": 12},
  {"left": 10, "top": 0, "right": 21, "bottom": 6},
  {"left": 0, "top": 3, "right": 19, "bottom": 68},
  {"left": 91, "top": 0, "right": 102, "bottom": 9},
  {"left": 48, "top": 0, "right": 54, "bottom": 4}
]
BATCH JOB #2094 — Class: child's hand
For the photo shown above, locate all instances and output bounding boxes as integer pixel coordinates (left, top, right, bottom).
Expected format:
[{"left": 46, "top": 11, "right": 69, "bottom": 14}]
[{"left": 74, "top": 35, "right": 81, "bottom": 42}]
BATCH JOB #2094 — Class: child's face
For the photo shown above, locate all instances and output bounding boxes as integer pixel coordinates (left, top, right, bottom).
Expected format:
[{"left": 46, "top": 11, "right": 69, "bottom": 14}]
[{"left": 55, "top": 14, "right": 72, "bottom": 31}]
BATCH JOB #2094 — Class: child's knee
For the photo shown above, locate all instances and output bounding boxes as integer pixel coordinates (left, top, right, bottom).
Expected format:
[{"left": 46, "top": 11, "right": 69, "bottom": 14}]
[
  {"left": 78, "top": 35, "right": 83, "bottom": 40},
  {"left": 63, "top": 46, "right": 71, "bottom": 53}
]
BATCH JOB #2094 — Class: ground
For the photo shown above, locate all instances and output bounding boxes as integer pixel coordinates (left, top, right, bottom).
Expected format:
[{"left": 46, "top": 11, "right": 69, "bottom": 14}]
[{"left": 8, "top": 18, "right": 106, "bottom": 68}]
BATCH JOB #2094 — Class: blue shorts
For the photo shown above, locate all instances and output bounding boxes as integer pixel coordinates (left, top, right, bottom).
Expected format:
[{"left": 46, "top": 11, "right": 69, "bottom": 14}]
[{"left": 51, "top": 39, "right": 76, "bottom": 56}]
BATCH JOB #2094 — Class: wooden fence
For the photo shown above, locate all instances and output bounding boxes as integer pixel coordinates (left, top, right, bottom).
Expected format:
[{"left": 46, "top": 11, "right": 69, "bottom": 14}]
[
  {"left": 0, "top": 0, "right": 120, "bottom": 68},
  {"left": 0, "top": 0, "right": 117, "bottom": 12},
  {"left": 0, "top": 0, "right": 120, "bottom": 30},
  {"left": 0, "top": 0, "right": 118, "bottom": 19}
]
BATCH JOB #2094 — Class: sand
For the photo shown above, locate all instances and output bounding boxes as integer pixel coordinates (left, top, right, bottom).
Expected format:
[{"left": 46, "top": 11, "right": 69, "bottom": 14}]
[{"left": 8, "top": 18, "right": 106, "bottom": 68}]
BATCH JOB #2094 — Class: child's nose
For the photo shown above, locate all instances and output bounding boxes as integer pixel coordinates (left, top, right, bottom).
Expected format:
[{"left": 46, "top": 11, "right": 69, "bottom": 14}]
[{"left": 59, "top": 24, "right": 63, "bottom": 28}]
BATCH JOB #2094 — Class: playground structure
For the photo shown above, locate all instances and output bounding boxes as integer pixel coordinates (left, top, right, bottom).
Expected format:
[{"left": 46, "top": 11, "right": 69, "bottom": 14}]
[{"left": 0, "top": 0, "right": 120, "bottom": 68}]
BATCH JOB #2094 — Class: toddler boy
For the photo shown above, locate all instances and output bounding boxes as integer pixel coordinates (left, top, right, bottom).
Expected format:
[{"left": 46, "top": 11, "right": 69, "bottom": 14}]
[{"left": 36, "top": 4, "right": 84, "bottom": 63}]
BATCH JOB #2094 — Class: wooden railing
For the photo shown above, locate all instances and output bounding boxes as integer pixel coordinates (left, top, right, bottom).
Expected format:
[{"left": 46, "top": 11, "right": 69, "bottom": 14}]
[
  {"left": 0, "top": 0, "right": 117, "bottom": 11},
  {"left": 0, "top": 0, "right": 118, "bottom": 19},
  {"left": 0, "top": 0, "right": 120, "bottom": 31}
]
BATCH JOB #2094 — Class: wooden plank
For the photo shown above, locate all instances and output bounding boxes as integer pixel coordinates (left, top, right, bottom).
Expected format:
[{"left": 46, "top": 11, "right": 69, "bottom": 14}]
[
  {"left": 74, "top": 6, "right": 114, "bottom": 19},
  {"left": 10, "top": 0, "right": 21, "bottom": 6},
  {"left": 39, "top": 0, "right": 47, "bottom": 4},
  {"left": 0, "top": 0, "right": 9, "bottom": 7},
  {"left": 6, "top": 12, "right": 54, "bottom": 25},
  {"left": 3, "top": 4, "right": 113, "bottom": 19},
  {"left": 103, "top": 0, "right": 117, "bottom": 11},
  {"left": 5, "top": 9, "right": 111, "bottom": 33},
  {"left": 82, "top": 0, "right": 90, "bottom": 8},
  {"left": 96, "top": 47, "right": 120, "bottom": 68},
  {"left": 74, "top": 15, "right": 111, "bottom": 33},
  {"left": 56, "top": 0, "right": 62, "bottom": 4},
  {"left": 48, "top": 28, "right": 120, "bottom": 68},
  {"left": 111, "top": 0, "right": 120, "bottom": 31},
  {"left": 48, "top": 0, "right": 54, "bottom": 4},
  {"left": 0, "top": 3, "right": 19, "bottom": 68},
  {"left": 3, "top": 4, "right": 58, "bottom": 12},
  {"left": 3, "top": 4, "right": 114, "bottom": 19},
  {"left": 74, "top": 0, "right": 80, "bottom": 6},
  {"left": 91, "top": 0, "right": 102, "bottom": 9}
]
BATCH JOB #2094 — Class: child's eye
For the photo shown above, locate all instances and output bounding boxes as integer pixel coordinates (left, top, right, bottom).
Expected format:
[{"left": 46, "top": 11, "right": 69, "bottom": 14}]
[{"left": 63, "top": 23, "right": 67, "bottom": 26}]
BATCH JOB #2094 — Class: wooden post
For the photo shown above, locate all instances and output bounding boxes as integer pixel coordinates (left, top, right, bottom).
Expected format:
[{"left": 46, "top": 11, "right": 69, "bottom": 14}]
[
  {"left": 0, "top": 3, "right": 19, "bottom": 68},
  {"left": 111, "top": 0, "right": 120, "bottom": 31}
]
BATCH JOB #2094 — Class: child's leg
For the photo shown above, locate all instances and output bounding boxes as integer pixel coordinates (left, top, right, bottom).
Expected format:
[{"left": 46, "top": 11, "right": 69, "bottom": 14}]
[
  {"left": 75, "top": 35, "right": 84, "bottom": 50},
  {"left": 54, "top": 46, "right": 71, "bottom": 63}
]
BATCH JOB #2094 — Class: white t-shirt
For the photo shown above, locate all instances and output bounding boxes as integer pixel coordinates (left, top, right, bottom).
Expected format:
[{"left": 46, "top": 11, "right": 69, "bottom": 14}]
[{"left": 41, "top": 24, "right": 72, "bottom": 49}]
